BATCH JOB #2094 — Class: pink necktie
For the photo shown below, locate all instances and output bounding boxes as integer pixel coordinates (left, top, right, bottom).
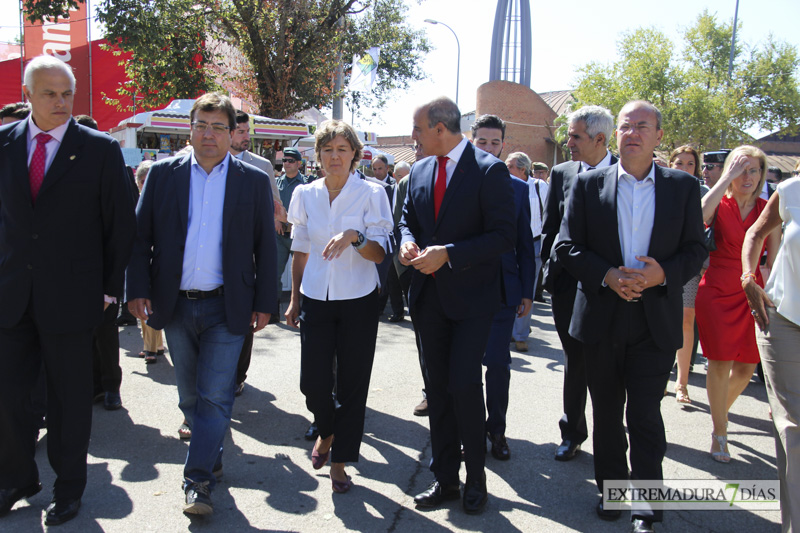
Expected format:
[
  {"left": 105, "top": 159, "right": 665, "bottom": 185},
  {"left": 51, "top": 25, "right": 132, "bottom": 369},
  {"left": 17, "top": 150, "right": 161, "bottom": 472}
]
[
  {"left": 29, "top": 133, "right": 52, "bottom": 202},
  {"left": 434, "top": 156, "right": 448, "bottom": 220}
]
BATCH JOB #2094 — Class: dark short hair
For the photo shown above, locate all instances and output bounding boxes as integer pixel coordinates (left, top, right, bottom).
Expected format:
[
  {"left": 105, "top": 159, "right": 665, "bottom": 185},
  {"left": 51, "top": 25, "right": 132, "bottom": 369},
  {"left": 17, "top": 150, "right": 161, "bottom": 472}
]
[
  {"left": 74, "top": 114, "right": 98, "bottom": 130},
  {"left": 669, "top": 145, "right": 701, "bottom": 179},
  {"left": 373, "top": 154, "right": 388, "bottom": 165},
  {"left": 421, "top": 97, "right": 461, "bottom": 134},
  {"left": 190, "top": 93, "right": 236, "bottom": 131},
  {"left": 767, "top": 166, "right": 782, "bottom": 180},
  {"left": 471, "top": 114, "right": 506, "bottom": 140},
  {"left": 0, "top": 102, "right": 31, "bottom": 121},
  {"left": 235, "top": 110, "right": 249, "bottom": 125}
]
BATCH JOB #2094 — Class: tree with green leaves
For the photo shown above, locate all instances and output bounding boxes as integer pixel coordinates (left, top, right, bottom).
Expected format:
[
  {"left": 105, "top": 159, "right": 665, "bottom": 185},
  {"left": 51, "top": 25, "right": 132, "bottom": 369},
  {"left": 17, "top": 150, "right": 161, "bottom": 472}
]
[
  {"left": 24, "top": 0, "right": 430, "bottom": 119},
  {"left": 571, "top": 10, "right": 800, "bottom": 152}
]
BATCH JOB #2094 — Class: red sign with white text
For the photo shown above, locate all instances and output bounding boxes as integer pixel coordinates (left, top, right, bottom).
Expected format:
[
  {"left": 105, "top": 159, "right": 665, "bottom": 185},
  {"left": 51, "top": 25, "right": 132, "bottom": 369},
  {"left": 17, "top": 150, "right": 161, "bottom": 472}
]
[{"left": 23, "top": 3, "right": 91, "bottom": 115}]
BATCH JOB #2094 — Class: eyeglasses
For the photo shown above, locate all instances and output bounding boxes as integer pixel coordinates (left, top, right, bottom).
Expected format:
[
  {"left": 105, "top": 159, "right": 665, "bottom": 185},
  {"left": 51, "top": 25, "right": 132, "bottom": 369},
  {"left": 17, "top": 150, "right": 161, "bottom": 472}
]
[
  {"left": 792, "top": 170, "right": 800, "bottom": 177},
  {"left": 191, "top": 121, "right": 230, "bottom": 134},
  {"left": 702, "top": 163, "right": 722, "bottom": 170},
  {"left": 282, "top": 158, "right": 298, "bottom": 164}
]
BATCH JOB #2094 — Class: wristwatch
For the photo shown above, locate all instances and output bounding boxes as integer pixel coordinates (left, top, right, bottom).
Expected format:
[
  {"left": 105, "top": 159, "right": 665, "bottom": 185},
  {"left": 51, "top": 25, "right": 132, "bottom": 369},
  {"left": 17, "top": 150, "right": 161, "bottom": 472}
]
[{"left": 351, "top": 230, "right": 367, "bottom": 250}]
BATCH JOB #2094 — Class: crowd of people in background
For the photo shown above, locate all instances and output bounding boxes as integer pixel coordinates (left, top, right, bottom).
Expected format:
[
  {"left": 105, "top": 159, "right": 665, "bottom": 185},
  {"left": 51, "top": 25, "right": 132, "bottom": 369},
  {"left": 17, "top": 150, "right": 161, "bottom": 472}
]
[{"left": 1, "top": 54, "right": 800, "bottom": 533}]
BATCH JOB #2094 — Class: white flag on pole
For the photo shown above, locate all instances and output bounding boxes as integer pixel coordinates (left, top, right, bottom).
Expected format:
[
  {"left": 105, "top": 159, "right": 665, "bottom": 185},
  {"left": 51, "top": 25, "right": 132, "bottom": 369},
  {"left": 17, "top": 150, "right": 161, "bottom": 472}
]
[{"left": 348, "top": 47, "right": 380, "bottom": 92}]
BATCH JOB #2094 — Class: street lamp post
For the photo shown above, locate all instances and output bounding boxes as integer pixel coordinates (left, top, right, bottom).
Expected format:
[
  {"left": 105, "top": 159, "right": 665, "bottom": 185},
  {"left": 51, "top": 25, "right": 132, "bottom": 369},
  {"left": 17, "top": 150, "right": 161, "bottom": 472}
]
[{"left": 424, "top": 18, "right": 460, "bottom": 106}]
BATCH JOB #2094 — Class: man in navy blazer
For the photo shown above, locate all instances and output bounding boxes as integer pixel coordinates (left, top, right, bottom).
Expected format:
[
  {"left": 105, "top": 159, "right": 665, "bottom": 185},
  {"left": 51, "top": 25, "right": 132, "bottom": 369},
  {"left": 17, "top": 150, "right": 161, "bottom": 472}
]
[
  {"left": 540, "top": 105, "right": 617, "bottom": 463},
  {"left": 469, "top": 114, "right": 535, "bottom": 462},
  {"left": 0, "top": 56, "right": 135, "bottom": 525},
  {"left": 399, "top": 97, "right": 516, "bottom": 514},
  {"left": 555, "top": 101, "right": 707, "bottom": 532},
  {"left": 127, "top": 93, "right": 276, "bottom": 515}
]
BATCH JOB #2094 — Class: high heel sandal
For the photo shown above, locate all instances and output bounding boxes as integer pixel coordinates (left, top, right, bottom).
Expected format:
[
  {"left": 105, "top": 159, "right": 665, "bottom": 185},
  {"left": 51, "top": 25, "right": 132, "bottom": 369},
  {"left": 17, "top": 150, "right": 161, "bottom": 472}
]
[
  {"left": 675, "top": 384, "right": 691, "bottom": 404},
  {"left": 711, "top": 433, "right": 731, "bottom": 463}
]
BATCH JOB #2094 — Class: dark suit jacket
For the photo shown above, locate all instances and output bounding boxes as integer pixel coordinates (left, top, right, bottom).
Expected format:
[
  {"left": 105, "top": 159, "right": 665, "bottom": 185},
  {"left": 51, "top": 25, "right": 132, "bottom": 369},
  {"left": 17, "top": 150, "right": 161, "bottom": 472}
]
[
  {"left": 0, "top": 118, "right": 136, "bottom": 333},
  {"left": 541, "top": 156, "right": 618, "bottom": 294},
  {"left": 398, "top": 141, "right": 516, "bottom": 320},
  {"left": 555, "top": 164, "right": 707, "bottom": 352},
  {"left": 126, "top": 154, "right": 277, "bottom": 336},
  {"left": 501, "top": 176, "right": 535, "bottom": 306}
]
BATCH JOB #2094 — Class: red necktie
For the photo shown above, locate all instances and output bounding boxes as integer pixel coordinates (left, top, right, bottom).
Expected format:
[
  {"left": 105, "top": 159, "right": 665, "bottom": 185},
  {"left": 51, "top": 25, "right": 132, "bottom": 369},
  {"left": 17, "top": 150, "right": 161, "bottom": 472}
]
[
  {"left": 29, "top": 133, "right": 52, "bottom": 202},
  {"left": 434, "top": 156, "right": 448, "bottom": 220}
]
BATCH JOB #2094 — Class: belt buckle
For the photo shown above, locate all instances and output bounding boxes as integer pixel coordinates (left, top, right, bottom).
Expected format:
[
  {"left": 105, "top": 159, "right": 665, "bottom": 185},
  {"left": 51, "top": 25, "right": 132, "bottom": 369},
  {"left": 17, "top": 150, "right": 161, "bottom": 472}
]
[{"left": 185, "top": 290, "right": 200, "bottom": 300}]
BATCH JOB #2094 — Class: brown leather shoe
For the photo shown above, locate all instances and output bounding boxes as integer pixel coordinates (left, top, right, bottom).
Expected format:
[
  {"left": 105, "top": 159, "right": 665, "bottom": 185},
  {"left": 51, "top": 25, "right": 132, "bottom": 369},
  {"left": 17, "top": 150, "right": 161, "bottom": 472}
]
[{"left": 413, "top": 398, "right": 429, "bottom": 416}]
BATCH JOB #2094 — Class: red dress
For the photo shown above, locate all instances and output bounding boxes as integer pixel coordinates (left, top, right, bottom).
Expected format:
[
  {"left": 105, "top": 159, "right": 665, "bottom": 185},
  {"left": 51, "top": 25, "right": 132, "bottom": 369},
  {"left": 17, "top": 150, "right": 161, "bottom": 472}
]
[{"left": 696, "top": 195, "right": 766, "bottom": 363}]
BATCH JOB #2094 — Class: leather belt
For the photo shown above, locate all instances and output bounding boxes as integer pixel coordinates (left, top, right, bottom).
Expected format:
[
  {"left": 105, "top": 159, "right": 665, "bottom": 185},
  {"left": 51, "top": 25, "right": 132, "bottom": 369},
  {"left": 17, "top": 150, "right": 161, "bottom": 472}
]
[
  {"left": 179, "top": 286, "right": 224, "bottom": 300},
  {"left": 532, "top": 235, "right": 541, "bottom": 242}
]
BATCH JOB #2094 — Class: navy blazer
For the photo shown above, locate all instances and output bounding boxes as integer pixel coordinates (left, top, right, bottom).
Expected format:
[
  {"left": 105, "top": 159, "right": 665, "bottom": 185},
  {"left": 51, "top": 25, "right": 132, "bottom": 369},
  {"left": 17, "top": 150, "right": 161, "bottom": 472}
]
[
  {"left": 126, "top": 154, "right": 277, "bottom": 335},
  {"left": 555, "top": 164, "right": 707, "bottom": 352},
  {"left": 398, "top": 141, "right": 516, "bottom": 320},
  {"left": 500, "top": 176, "right": 535, "bottom": 306},
  {"left": 0, "top": 118, "right": 136, "bottom": 333}
]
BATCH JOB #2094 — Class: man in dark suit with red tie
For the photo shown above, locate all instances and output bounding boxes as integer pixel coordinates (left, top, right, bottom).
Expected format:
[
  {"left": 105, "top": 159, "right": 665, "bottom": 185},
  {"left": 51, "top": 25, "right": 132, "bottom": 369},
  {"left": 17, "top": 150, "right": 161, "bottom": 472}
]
[
  {"left": 555, "top": 100, "right": 707, "bottom": 533},
  {"left": 541, "top": 105, "right": 617, "bottom": 462},
  {"left": 399, "top": 97, "right": 516, "bottom": 514},
  {"left": 0, "top": 55, "right": 136, "bottom": 525}
]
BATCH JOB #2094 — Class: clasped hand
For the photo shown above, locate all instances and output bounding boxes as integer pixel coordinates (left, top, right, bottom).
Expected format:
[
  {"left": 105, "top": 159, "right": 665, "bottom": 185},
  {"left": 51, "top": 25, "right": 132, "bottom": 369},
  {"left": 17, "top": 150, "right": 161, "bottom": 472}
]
[
  {"left": 605, "top": 256, "right": 665, "bottom": 301},
  {"left": 399, "top": 242, "right": 448, "bottom": 275}
]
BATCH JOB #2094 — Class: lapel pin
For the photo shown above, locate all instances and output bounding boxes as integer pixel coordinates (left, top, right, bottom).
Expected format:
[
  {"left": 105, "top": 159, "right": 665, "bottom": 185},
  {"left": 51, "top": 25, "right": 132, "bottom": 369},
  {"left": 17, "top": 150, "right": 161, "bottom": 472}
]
[{"left": 70, "top": 155, "right": 76, "bottom": 160}]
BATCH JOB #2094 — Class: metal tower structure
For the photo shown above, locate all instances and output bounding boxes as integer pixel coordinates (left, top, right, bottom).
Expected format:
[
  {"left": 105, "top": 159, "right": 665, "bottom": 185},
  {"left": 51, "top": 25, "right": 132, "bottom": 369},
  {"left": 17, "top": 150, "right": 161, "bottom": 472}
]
[{"left": 489, "top": 0, "right": 532, "bottom": 87}]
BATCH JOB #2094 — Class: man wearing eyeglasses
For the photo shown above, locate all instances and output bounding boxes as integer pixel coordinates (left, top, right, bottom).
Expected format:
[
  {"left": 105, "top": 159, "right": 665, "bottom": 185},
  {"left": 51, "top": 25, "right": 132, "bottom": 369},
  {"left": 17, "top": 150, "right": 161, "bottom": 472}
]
[
  {"left": 127, "top": 92, "right": 277, "bottom": 516},
  {"left": 701, "top": 150, "right": 730, "bottom": 188},
  {"left": 275, "top": 147, "right": 307, "bottom": 312}
]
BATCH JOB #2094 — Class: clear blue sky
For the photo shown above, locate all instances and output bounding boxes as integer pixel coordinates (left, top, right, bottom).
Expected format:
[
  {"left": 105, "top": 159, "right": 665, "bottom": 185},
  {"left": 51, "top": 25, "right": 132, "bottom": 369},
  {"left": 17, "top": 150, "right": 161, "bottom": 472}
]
[{"left": 2, "top": 0, "right": 798, "bottom": 137}]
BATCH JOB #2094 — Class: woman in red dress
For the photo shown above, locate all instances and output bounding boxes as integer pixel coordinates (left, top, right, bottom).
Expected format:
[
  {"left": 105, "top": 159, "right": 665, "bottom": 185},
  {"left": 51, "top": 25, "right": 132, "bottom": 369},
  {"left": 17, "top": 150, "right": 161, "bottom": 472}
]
[{"left": 696, "top": 145, "right": 780, "bottom": 463}]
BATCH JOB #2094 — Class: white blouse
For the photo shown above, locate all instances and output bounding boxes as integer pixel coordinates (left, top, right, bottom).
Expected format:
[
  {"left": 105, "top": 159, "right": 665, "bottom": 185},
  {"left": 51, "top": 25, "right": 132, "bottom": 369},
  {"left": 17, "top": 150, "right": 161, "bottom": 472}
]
[
  {"left": 764, "top": 177, "right": 800, "bottom": 326},
  {"left": 288, "top": 172, "right": 394, "bottom": 301}
]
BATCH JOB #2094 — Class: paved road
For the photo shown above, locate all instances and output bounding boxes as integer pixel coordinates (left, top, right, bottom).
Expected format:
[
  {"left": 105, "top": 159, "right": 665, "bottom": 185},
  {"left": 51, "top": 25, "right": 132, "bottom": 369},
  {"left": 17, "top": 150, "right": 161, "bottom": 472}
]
[{"left": 2, "top": 298, "right": 781, "bottom": 532}]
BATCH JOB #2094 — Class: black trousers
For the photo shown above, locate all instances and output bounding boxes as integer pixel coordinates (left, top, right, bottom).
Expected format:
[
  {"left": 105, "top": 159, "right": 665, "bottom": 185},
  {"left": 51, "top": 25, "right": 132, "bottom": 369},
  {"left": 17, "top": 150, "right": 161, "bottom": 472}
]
[
  {"left": 299, "top": 289, "right": 379, "bottom": 463},
  {"left": 92, "top": 302, "right": 122, "bottom": 394},
  {"left": 551, "top": 282, "right": 589, "bottom": 444},
  {"left": 236, "top": 330, "right": 254, "bottom": 385},
  {"left": 412, "top": 278, "right": 492, "bottom": 485},
  {"left": 379, "top": 260, "right": 405, "bottom": 316},
  {"left": 0, "top": 307, "right": 94, "bottom": 500},
  {"left": 584, "top": 300, "right": 674, "bottom": 524}
]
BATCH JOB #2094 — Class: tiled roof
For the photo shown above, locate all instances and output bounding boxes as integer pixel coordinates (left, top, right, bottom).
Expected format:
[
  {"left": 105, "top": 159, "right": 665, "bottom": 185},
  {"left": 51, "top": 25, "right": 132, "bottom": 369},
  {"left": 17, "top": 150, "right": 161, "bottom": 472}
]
[
  {"left": 378, "top": 145, "right": 417, "bottom": 165},
  {"left": 538, "top": 90, "right": 575, "bottom": 117}
]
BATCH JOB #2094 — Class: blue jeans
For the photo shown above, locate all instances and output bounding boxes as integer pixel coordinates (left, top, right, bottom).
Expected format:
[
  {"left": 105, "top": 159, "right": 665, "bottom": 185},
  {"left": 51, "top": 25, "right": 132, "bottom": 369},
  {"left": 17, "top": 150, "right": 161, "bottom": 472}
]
[
  {"left": 512, "top": 238, "right": 542, "bottom": 341},
  {"left": 164, "top": 294, "right": 245, "bottom": 490}
]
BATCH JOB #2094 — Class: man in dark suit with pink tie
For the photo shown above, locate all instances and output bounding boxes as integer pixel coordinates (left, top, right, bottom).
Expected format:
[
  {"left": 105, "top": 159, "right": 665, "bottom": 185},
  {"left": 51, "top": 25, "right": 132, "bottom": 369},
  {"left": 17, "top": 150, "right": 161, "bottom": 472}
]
[
  {"left": 399, "top": 97, "right": 516, "bottom": 514},
  {"left": 0, "top": 55, "right": 136, "bottom": 525}
]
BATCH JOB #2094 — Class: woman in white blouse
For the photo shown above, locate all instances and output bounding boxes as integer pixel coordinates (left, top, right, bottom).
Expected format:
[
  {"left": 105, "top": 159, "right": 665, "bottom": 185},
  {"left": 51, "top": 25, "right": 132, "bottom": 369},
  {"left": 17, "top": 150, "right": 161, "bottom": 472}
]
[
  {"left": 285, "top": 120, "right": 393, "bottom": 493},
  {"left": 742, "top": 176, "right": 800, "bottom": 532}
]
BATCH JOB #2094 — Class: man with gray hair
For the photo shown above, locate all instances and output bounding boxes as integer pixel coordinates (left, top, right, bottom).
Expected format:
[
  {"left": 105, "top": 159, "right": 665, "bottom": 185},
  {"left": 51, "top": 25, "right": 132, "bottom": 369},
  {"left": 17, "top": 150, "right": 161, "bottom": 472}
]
[
  {"left": 400, "top": 96, "right": 516, "bottom": 514},
  {"left": 541, "top": 104, "right": 616, "bottom": 463},
  {"left": 0, "top": 55, "right": 135, "bottom": 524}
]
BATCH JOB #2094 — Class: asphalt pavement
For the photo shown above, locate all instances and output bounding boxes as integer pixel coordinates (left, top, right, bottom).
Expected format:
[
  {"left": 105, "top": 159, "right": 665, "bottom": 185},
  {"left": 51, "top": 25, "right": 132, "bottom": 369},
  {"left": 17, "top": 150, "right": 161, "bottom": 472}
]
[{"left": 1, "top": 297, "right": 781, "bottom": 532}]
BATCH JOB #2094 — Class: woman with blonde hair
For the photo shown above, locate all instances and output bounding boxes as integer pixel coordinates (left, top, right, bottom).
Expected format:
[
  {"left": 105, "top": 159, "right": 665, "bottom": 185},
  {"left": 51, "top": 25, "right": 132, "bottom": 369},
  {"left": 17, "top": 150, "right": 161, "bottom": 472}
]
[
  {"left": 668, "top": 145, "right": 706, "bottom": 404},
  {"left": 285, "top": 120, "right": 393, "bottom": 492},
  {"left": 695, "top": 145, "right": 780, "bottom": 462}
]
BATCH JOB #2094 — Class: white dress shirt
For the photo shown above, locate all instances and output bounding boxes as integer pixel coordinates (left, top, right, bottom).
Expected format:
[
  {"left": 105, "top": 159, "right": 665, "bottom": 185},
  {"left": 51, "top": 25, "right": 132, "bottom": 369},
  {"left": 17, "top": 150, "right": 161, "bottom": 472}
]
[
  {"left": 616, "top": 163, "right": 657, "bottom": 269},
  {"left": 288, "top": 172, "right": 393, "bottom": 301},
  {"left": 528, "top": 178, "right": 548, "bottom": 238},
  {"left": 580, "top": 150, "right": 613, "bottom": 173},
  {"left": 26, "top": 116, "right": 70, "bottom": 174},
  {"left": 435, "top": 136, "right": 469, "bottom": 187},
  {"left": 764, "top": 177, "right": 800, "bottom": 326}
]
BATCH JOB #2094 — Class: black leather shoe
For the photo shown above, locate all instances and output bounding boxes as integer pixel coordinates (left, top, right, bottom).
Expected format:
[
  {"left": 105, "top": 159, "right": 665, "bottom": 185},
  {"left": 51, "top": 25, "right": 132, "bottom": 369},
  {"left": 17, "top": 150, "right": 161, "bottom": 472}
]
[
  {"left": 44, "top": 498, "right": 81, "bottom": 525},
  {"left": 183, "top": 480, "right": 213, "bottom": 515},
  {"left": 597, "top": 498, "right": 621, "bottom": 521},
  {"left": 304, "top": 423, "right": 319, "bottom": 441},
  {"left": 0, "top": 482, "right": 42, "bottom": 516},
  {"left": 103, "top": 391, "right": 122, "bottom": 411},
  {"left": 462, "top": 476, "right": 488, "bottom": 514},
  {"left": 413, "top": 480, "right": 460, "bottom": 508},
  {"left": 631, "top": 518, "right": 655, "bottom": 532},
  {"left": 488, "top": 433, "right": 510, "bottom": 461},
  {"left": 388, "top": 312, "right": 405, "bottom": 322},
  {"left": 234, "top": 382, "right": 245, "bottom": 397},
  {"left": 554, "top": 440, "right": 581, "bottom": 461}
]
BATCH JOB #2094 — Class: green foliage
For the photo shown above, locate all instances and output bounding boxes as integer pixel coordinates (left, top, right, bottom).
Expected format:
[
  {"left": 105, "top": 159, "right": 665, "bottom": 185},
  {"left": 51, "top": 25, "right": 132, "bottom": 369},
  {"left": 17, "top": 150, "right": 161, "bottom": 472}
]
[
  {"left": 22, "top": 0, "right": 82, "bottom": 23},
  {"left": 93, "top": 0, "right": 429, "bottom": 119},
  {"left": 572, "top": 10, "right": 800, "bottom": 152}
]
